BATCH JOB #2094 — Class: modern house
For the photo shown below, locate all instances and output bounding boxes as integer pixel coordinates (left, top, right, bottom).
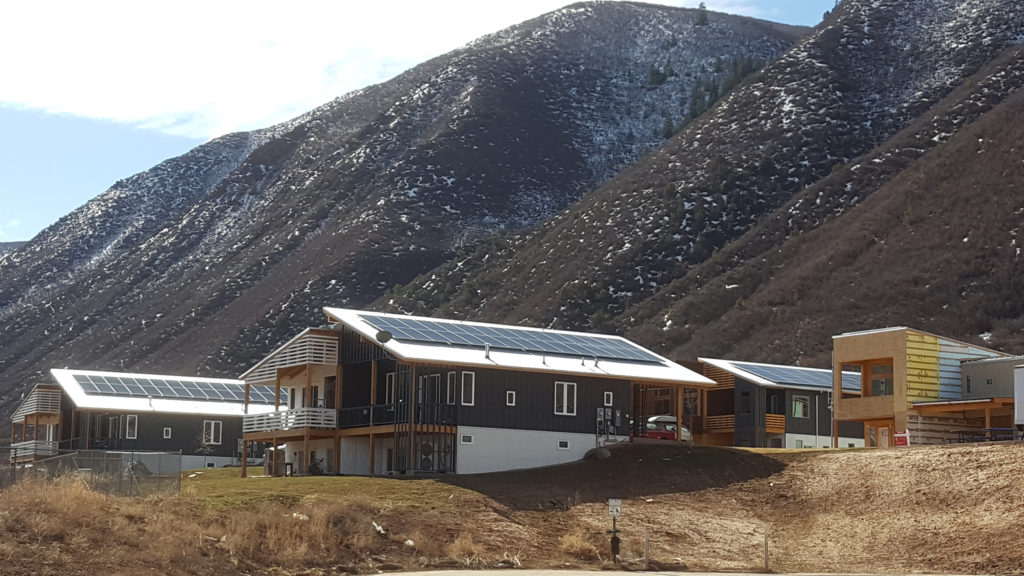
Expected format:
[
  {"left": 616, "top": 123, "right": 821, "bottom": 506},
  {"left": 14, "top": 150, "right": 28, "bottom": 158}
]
[
  {"left": 831, "top": 327, "right": 1012, "bottom": 446},
  {"left": 239, "top": 307, "right": 715, "bottom": 476},
  {"left": 695, "top": 358, "right": 864, "bottom": 448},
  {"left": 9, "top": 368, "right": 279, "bottom": 469}
]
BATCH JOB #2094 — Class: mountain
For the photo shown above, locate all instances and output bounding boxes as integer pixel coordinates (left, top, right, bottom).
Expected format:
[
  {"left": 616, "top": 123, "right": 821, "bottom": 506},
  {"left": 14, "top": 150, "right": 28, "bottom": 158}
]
[
  {"left": 0, "top": 2, "right": 804, "bottom": 418},
  {"left": 383, "top": 0, "right": 1024, "bottom": 363},
  {"left": 0, "top": 242, "right": 26, "bottom": 256}
]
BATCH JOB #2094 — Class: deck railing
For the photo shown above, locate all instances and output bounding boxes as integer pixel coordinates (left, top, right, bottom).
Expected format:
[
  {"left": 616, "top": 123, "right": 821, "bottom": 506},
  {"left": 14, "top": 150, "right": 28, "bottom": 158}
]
[
  {"left": 10, "top": 440, "right": 59, "bottom": 458},
  {"left": 243, "top": 407, "right": 337, "bottom": 433},
  {"left": 704, "top": 414, "right": 735, "bottom": 431},
  {"left": 765, "top": 413, "right": 786, "bottom": 431}
]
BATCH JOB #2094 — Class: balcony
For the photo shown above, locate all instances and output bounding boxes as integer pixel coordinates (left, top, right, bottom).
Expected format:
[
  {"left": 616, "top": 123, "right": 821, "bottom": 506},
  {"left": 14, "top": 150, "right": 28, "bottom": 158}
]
[
  {"left": 765, "top": 413, "right": 786, "bottom": 433},
  {"left": 243, "top": 407, "right": 337, "bottom": 434},
  {"left": 704, "top": 414, "right": 735, "bottom": 431},
  {"left": 10, "top": 440, "right": 59, "bottom": 460}
]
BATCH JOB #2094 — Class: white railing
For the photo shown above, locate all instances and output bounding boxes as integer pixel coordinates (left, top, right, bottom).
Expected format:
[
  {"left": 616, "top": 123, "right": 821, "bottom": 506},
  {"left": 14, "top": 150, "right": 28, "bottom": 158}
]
[
  {"left": 243, "top": 407, "right": 337, "bottom": 433},
  {"left": 10, "top": 440, "right": 59, "bottom": 458},
  {"left": 11, "top": 389, "right": 62, "bottom": 421}
]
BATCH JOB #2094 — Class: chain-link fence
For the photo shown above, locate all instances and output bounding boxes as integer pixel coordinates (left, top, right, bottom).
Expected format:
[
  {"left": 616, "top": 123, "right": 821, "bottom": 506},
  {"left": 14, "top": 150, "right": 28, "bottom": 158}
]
[{"left": 1, "top": 448, "right": 181, "bottom": 496}]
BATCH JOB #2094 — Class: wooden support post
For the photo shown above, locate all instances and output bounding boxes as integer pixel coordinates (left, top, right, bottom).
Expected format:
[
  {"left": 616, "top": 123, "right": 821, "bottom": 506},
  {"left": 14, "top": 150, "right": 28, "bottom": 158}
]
[
  {"left": 675, "top": 385, "right": 684, "bottom": 441},
  {"left": 241, "top": 441, "right": 248, "bottom": 477},
  {"left": 369, "top": 360, "right": 378, "bottom": 476},
  {"left": 832, "top": 419, "right": 839, "bottom": 449},
  {"left": 369, "top": 434, "right": 376, "bottom": 476},
  {"left": 303, "top": 367, "right": 312, "bottom": 475},
  {"left": 409, "top": 365, "right": 417, "bottom": 472}
]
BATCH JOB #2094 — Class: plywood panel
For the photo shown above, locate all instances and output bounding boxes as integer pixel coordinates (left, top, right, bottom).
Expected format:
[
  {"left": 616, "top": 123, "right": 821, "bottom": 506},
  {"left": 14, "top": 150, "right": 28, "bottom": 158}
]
[{"left": 906, "top": 332, "right": 940, "bottom": 401}]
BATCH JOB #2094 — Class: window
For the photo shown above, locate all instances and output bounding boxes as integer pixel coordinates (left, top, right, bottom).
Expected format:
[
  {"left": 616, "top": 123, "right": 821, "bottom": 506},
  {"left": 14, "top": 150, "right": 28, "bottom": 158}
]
[
  {"left": 653, "top": 388, "right": 671, "bottom": 397},
  {"left": 555, "top": 381, "right": 577, "bottom": 415},
  {"left": 460, "top": 434, "right": 474, "bottom": 444},
  {"left": 603, "top": 391, "right": 613, "bottom": 407},
  {"left": 795, "top": 439, "right": 804, "bottom": 449},
  {"left": 868, "top": 362, "right": 893, "bottom": 396},
  {"left": 203, "top": 420, "right": 222, "bottom": 445},
  {"left": 986, "top": 378, "right": 993, "bottom": 386},
  {"left": 385, "top": 372, "right": 396, "bottom": 404},
  {"left": 740, "top": 391, "right": 751, "bottom": 414},
  {"left": 125, "top": 415, "right": 138, "bottom": 440},
  {"left": 163, "top": 427, "right": 172, "bottom": 439},
  {"left": 461, "top": 372, "right": 475, "bottom": 406},
  {"left": 966, "top": 375, "right": 972, "bottom": 393},
  {"left": 557, "top": 439, "right": 571, "bottom": 450},
  {"left": 446, "top": 372, "right": 457, "bottom": 404},
  {"left": 793, "top": 396, "right": 810, "bottom": 418},
  {"left": 506, "top": 390, "right": 516, "bottom": 406}
]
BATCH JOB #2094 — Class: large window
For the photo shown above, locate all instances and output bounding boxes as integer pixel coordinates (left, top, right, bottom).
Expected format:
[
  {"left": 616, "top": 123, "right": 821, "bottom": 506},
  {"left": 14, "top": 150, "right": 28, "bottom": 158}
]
[
  {"left": 792, "top": 396, "right": 809, "bottom": 418},
  {"left": 203, "top": 420, "right": 222, "bottom": 445},
  {"left": 461, "top": 372, "right": 475, "bottom": 406},
  {"left": 555, "top": 381, "right": 577, "bottom": 415},
  {"left": 125, "top": 414, "right": 138, "bottom": 440},
  {"left": 739, "top": 391, "right": 752, "bottom": 414}
]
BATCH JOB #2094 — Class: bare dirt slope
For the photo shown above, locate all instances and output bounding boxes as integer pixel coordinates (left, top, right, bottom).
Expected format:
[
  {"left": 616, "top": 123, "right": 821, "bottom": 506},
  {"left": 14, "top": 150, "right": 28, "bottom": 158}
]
[{"left": 3, "top": 442, "right": 1024, "bottom": 575}]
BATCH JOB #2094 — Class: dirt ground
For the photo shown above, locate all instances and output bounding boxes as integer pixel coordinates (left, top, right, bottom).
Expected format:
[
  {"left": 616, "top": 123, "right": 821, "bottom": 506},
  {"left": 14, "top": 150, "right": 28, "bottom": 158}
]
[{"left": 4, "top": 441, "right": 1024, "bottom": 575}]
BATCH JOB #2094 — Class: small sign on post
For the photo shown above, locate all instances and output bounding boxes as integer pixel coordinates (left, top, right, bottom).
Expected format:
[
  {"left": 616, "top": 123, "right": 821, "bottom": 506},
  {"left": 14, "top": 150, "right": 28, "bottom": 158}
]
[
  {"left": 607, "top": 498, "right": 622, "bottom": 563},
  {"left": 608, "top": 498, "right": 622, "bottom": 517}
]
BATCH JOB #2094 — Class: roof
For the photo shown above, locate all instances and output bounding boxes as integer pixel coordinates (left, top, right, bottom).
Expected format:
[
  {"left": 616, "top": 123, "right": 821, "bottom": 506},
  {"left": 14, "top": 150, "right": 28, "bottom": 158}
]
[
  {"left": 51, "top": 369, "right": 280, "bottom": 417},
  {"left": 323, "top": 307, "right": 715, "bottom": 387},
  {"left": 699, "top": 358, "right": 862, "bottom": 393}
]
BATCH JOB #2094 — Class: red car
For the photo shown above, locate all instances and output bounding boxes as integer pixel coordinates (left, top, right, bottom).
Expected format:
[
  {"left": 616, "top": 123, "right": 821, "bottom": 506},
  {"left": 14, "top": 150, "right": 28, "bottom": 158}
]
[{"left": 645, "top": 416, "right": 692, "bottom": 443}]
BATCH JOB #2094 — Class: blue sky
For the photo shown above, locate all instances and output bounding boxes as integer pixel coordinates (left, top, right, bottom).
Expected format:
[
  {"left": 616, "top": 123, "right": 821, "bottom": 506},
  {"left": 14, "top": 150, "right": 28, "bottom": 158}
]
[{"left": 0, "top": 0, "right": 835, "bottom": 242}]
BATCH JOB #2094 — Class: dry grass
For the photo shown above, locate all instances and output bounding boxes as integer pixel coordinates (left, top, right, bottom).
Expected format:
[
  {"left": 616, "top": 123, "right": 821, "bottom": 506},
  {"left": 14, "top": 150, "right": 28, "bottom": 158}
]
[
  {"left": 5, "top": 443, "right": 1024, "bottom": 575},
  {"left": 558, "top": 526, "right": 601, "bottom": 560}
]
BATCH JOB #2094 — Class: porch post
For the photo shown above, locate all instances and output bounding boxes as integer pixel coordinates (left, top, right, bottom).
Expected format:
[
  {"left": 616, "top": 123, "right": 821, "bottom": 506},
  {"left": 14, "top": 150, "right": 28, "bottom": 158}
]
[
  {"left": 409, "top": 364, "right": 418, "bottom": 472},
  {"left": 675, "top": 384, "right": 684, "bottom": 441},
  {"left": 241, "top": 441, "right": 248, "bottom": 478},
  {"left": 303, "top": 367, "right": 312, "bottom": 475},
  {"left": 369, "top": 360, "right": 377, "bottom": 476}
]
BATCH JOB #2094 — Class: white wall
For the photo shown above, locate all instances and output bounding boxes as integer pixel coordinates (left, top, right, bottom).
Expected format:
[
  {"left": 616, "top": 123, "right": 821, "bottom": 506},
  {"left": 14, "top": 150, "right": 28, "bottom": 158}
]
[
  {"left": 786, "top": 433, "right": 864, "bottom": 449},
  {"left": 455, "top": 426, "right": 600, "bottom": 474}
]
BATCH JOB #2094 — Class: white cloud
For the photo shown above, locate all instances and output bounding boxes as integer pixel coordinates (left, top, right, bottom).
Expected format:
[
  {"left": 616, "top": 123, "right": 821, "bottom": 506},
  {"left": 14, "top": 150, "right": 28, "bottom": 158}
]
[
  {"left": 0, "top": 1, "right": 817, "bottom": 140},
  {"left": 0, "top": 220, "right": 20, "bottom": 240}
]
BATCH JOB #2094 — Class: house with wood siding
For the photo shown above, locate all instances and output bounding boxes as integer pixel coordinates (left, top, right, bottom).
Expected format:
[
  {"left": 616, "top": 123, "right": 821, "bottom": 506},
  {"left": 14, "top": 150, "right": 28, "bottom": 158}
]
[
  {"left": 239, "top": 307, "right": 715, "bottom": 476},
  {"left": 831, "top": 327, "right": 1011, "bottom": 446},
  {"left": 9, "top": 369, "right": 279, "bottom": 469},
  {"left": 694, "top": 358, "right": 864, "bottom": 448}
]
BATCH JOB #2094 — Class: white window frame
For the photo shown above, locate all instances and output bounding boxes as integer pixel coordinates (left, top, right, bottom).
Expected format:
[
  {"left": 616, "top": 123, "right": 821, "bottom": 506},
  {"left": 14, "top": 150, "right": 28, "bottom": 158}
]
[
  {"left": 554, "top": 381, "right": 577, "bottom": 416},
  {"left": 460, "top": 434, "right": 474, "bottom": 444},
  {"left": 163, "top": 427, "right": 172, "bottom": 439},
  {"left": 603, "top": 391, "right": 613, "bottom": 407},
  {"left": 203, "top": 420, "right": 223, "bottom": 445},
  {"left": 385, "top": 372, "right": 396, "bottom": 405},
  {"left": 506, "top": 390, "right": 516, "bottom": 406},
  {"left": 461, "top": 372, "right": 476, "bottom": 406},
  {"left": 125, "top": 414, "right": 138, "bottom": 440},
  {"left": 793, "top": 396, "right": 810, "bottom": 419},
  {"left": 446, "top": 372, "right": 457, "bottom": 405},
  {"left": 557, "top": 439, "right": 571, "bottom": 450}
]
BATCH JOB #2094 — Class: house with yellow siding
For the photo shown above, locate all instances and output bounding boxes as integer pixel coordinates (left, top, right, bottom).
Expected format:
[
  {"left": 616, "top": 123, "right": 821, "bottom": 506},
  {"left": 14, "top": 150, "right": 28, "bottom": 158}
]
[{"left": 831, "top": 327, "right": 1011, "bottom": 447}]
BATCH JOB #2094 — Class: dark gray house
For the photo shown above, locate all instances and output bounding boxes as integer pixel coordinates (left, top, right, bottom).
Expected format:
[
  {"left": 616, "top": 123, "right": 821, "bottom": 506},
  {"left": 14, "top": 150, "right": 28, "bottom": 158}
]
[
  {"left": 240, "top": 307, "right": 714, "bottom": 476},
  {"left": 10, "top": 369, "right": 279, "bottom": 469},
  {"left": 697, "top": 358, "right": 865, "bottom": 448}
]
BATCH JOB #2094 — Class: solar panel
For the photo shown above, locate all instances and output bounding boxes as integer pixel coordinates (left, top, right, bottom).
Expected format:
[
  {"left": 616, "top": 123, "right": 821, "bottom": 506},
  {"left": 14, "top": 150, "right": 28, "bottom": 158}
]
[
  {"left": 72, "top": 373, "right": 281, "bottom": 404},
  {"left": 359, "top": 313, "right": 664, "bottom": 363},
  {"left": 730, "top": 361, "right": 860, "bottom": 391}
]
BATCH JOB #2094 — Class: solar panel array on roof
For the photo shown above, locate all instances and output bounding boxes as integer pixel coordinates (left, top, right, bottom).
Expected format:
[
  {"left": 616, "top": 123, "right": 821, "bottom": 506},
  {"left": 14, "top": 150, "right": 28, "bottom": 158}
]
[
  {"left": 730, "top": 361, "right": 861, "bottom": 390},
  {"left": 358, "top": 313, "right": 663, "bottom": 363},
  {"left": 73, "top": 374, "right": 280, "bottom": 404}
]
